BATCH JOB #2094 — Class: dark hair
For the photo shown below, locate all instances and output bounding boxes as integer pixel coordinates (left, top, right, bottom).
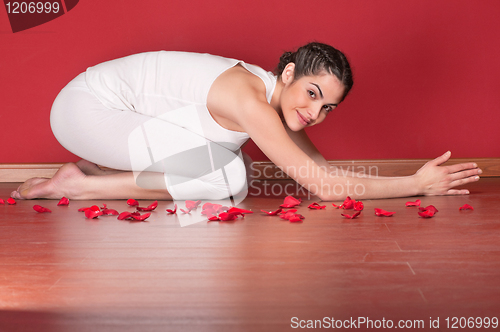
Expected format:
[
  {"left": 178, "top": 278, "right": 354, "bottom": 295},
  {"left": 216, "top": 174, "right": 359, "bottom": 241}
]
[{"left": 275, "top": 42, "right": 353, "bottom": 102}]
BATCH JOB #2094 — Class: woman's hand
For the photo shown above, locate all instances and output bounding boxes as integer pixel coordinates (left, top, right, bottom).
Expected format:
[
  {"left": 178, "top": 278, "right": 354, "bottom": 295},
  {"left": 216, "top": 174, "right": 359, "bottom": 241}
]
[{"left": 413, "top": 151, "right": 481, "bottom": 196}]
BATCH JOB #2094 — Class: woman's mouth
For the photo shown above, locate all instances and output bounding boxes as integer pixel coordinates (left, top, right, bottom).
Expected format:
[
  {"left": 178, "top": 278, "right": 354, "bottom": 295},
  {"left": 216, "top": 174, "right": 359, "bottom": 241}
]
[{"left": 296, "top": 111, "right": 310, "bottom": 126}]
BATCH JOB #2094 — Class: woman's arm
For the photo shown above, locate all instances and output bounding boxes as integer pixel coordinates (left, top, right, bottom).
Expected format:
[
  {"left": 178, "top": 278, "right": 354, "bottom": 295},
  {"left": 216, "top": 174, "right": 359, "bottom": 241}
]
[{"left": 208, "top": 67, "right": 481, "bottom": 201}]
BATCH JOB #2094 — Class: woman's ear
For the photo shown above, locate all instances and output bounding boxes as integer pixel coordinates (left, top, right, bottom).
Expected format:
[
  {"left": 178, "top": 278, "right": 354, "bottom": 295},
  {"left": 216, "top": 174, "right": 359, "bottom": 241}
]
[{"left": 281, "top": 63, "right": 295, "bottom": 84}]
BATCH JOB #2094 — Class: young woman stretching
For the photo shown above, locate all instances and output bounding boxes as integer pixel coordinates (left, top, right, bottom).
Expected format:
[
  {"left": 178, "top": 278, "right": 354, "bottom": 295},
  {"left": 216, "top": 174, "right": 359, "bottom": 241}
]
[{"left": 11, "top": 42, "right": 481, "bottom": 201}]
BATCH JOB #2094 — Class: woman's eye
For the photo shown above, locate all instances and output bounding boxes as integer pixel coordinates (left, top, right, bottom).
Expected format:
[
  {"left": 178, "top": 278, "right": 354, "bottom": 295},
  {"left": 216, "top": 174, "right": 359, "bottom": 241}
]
[
  {"left": 308, "top": 90, "right": 316, "bottom": 98},
  {"left": 323, "top": 105, "right": 334, "bottom": 112}
]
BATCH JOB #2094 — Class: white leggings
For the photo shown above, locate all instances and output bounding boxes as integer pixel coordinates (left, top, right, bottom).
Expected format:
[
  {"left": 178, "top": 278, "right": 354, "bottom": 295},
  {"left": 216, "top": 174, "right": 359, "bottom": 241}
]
[{"left": 50, "top": 73, "right": 247, "bottom": 201}]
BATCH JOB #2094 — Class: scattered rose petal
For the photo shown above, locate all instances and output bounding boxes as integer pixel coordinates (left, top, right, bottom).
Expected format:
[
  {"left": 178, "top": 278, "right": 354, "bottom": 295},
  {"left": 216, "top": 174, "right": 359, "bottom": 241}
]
[
  {"left": 7, "top": 198, "right": 16, "bottom": 205},
  {"left": 227, "top": 207, "right": 253, "bottom": 216},
  {"left": 78, "top": 207, "right": 90, "bottom": 212},
  {"left": 340, "top": 196, "right": 355, "bottom": 209},
  {"left": 33, "top": 205, "right": 52, "bottom": 213},
  {"left": 118, "top": 211, "right": 150, "bottom": 221},
  {"left": 261, "top": 208, "right": 283, "bottom": 215},
  {"left": 459, "top": 204, "right": 474, "bottom": 211},
  {"left": 101, "top": 208, "right": 119, "bottom": 216},
  {"left": 418, "top": 210, "right": 435, "bottom": 218},
  {"left": 180, "top": 208, "right": 191, "bottom": 214},
  {"left": 0, "top": 199, "right": 5, "bottom": 204},
  {"left": 85, "top": 206, "right": 103, "bottom": 219},
  {"left": 405, "top": 199, "right": 421, "bottom": 207},
  {"left": 127, "top": 199, "right": 139, "bottom": 206},
  {"left": 218, "top": 212, "right": 239, "bottom": 221},
  {"left": 418, "top": 205, "right": 438, "bottom": 218},
  {"left": 308, "top": 202, "right": 326, "bottom": 209},
  {"left": 331, "top": 203, "right": 340, "bottom": 209},
  {"left": 419, "top": 205, "right": 439, "bottom": 214},
  {"left": 280, "top": 195, "right": 302, "bottom": 208},
  {"left": 374, "top": 208, "right": 395, "bottom": 217},
  {"left": 353, "top": 201, "right": 364, "bottom": 211},
  {"left": 185, "top": 200, "right": 202, "bottom": 210},
  {"left": 280, "top": 210, "right": 304, "bottom": 222},
  {"left": 101, "top": 203, "right": 107, "bottom": 209},
  {"left": 166, "top": 204, "right": 177, "bottom": 214},
  {"left": 118, "top": 211, "right": 132, "bottom": 220},
  {"left": 57, "top": 197, "right": 69, "bottom": 206},
  {"left": 207, "top": 215, "right": 220, "bottom": 221},
  {"left": 341, "top": 211, "right": 361, "bottom": 219},
  {"left": 137, "top": 201, "right": 158, "bottom": 211}
]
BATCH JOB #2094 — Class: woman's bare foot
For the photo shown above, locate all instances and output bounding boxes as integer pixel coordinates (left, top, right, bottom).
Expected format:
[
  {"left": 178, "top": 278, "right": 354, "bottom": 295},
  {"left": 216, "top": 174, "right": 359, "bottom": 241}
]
[
  {"left": 11, "top": 163, "right": 87, "bottom": 200},
  {"left": 76, "top": 159, "right": 124, "bottom": 176}
]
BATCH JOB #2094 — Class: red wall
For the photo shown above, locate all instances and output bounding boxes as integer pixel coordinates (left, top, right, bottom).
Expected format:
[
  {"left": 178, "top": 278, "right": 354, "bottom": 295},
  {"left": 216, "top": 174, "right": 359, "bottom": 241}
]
[{"left": 1, "top": 0, "right": 499, "bottom": 163}]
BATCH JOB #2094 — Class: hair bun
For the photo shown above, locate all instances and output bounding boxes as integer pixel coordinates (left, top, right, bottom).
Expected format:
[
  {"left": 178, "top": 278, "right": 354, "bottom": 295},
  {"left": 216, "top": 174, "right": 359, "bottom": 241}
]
[{"left": 276, "top": 51, "right": 294, "bottom": 75}]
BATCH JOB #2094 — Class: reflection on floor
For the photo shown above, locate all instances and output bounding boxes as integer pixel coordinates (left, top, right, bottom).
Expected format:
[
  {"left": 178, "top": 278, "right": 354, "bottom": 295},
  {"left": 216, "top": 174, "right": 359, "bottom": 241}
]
[{"left": 1, "top": 179, "right": 499, "bottom": 331}]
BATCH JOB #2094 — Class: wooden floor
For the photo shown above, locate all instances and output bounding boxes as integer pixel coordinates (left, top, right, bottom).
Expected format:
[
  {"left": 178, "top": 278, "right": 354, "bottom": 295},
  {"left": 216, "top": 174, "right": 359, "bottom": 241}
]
[{"left": 1, "top": 179, "right": 499, "bottom": 331}]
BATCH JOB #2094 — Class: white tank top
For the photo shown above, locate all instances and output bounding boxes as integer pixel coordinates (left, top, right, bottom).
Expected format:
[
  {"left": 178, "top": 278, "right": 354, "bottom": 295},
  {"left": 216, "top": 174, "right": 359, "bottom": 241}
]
[{"left": 85, "top": 51, "right": 277, "bottom": 149}]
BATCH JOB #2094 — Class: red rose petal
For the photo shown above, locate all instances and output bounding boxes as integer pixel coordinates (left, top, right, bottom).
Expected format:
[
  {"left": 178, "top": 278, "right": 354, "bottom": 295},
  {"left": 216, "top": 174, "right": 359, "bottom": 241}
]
[
  {"left": 207, "top": 215, "right": 220, "bottom": 221},
  {"left": 280, "top": 210, "right": 304, "bottom": 221},
  {"left": 127, "top": 199, "right": 139, "bottom": 206},
  {"left": 137, "top": 200, "right": 158, "bottom": 211},
  {"left": 85, "top": 208, "right": 103, "bottom": 219},
  {"left": 33, "top": 205, "right": 52, "bottom": 213},
  {"left": 102, "top": 208, "right": 119, "bottom": 216},
  {"left": 7, "top": 198, "right": 16, "bottom": 205},
  {"left": 341, "top": 211, "right": 361, "bottom": 219},
  {"left": 418, "top": 209, "right": 435, "bottom": 218},
  {"left": 185, "top": 200, "right": 201, "bottom": 210},
  {"left": 180, "top": 208, "right": 191, "bottom": 214},
  {"left": 289, "top": 215, "right": 304, "bottom": 222},
  {"left": 308, "top": 202, "right": 326, "bottom": 210},
  {"left": 0, "top": 199, "right": 5, "bottom": 204},
  {"left": 57, "top": 197, "right": 69, "bottom": 206},
  {"left": 131, "top": 212, "right": 151, "bottom": 221},
  {"left": 166, "top": 204, "right": 177, "bottom": 214},
  {"left": 353, "top": 201, "right": 364, "bottom": 211},
  {"left": 218, "top": 212, "right": 239, "bottom": 221},
  {"left": 340, "top": 196, "right": 355, "bottom": 209},
  {"left": 227, "top": 207, "right": 253, "bottom": 216},
  {"left": 331, "top": 203, "right": 340, "bottom": 209},
  {"left": 261, "top": 208, "right": 283, "bottom": 216},
  {"left": 374, "top": 208, "right": 395, "bottom": 217},
  {"left": 419, "top": 205, "right": 439, "bottom": 214},
  {"left": 406, "top": 199, "right": 421, "bottom": 207},
  {"left": 459, "top": 204, "right": 474, "bottom": 211},
  {"left": 280, "top": 195, "right": 302, "bottom": 208},
  {"left": 117, "top": 211, "right": 132, "bottom": 220}
]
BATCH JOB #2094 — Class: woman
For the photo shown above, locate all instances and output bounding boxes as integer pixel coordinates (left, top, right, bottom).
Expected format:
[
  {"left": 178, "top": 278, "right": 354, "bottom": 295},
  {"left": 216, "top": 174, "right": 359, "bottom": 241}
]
[{"left": 11, "top": 42, "right": 481, "bottom": 201}]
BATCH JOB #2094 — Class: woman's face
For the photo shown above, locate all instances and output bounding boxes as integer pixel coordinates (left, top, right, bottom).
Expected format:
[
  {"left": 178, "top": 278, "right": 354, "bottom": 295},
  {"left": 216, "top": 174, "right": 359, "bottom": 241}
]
[{"left": 279, "top": 64, "right": 345, "bottom": 131}]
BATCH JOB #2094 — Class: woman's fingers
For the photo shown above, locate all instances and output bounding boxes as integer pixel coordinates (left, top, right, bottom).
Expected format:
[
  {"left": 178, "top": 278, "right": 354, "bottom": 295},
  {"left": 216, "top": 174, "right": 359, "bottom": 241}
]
[
  {"left": 448, "top": 168, "right": 481, "bottom": 181},
  {"left": 428, "top": 151, "right": 452, "bottom": 167},
  {"left": 446, "top": 188, "right": 470, "bottom": 195},
  {"left": 446, "top": 162, "right": 479, "bottom": 174}
]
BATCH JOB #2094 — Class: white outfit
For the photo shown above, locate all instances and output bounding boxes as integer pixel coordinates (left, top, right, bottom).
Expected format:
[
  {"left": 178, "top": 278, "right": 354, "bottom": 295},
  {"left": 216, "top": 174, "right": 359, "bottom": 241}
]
[{"left": 50, "top": 51, "right": 277, "bottom": 200}]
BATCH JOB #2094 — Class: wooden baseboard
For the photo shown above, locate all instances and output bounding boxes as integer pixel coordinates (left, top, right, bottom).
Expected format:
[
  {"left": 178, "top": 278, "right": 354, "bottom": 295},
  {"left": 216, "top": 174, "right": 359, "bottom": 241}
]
[{"left": 0, "top": 158, "right": 498, "bottom": 182}]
